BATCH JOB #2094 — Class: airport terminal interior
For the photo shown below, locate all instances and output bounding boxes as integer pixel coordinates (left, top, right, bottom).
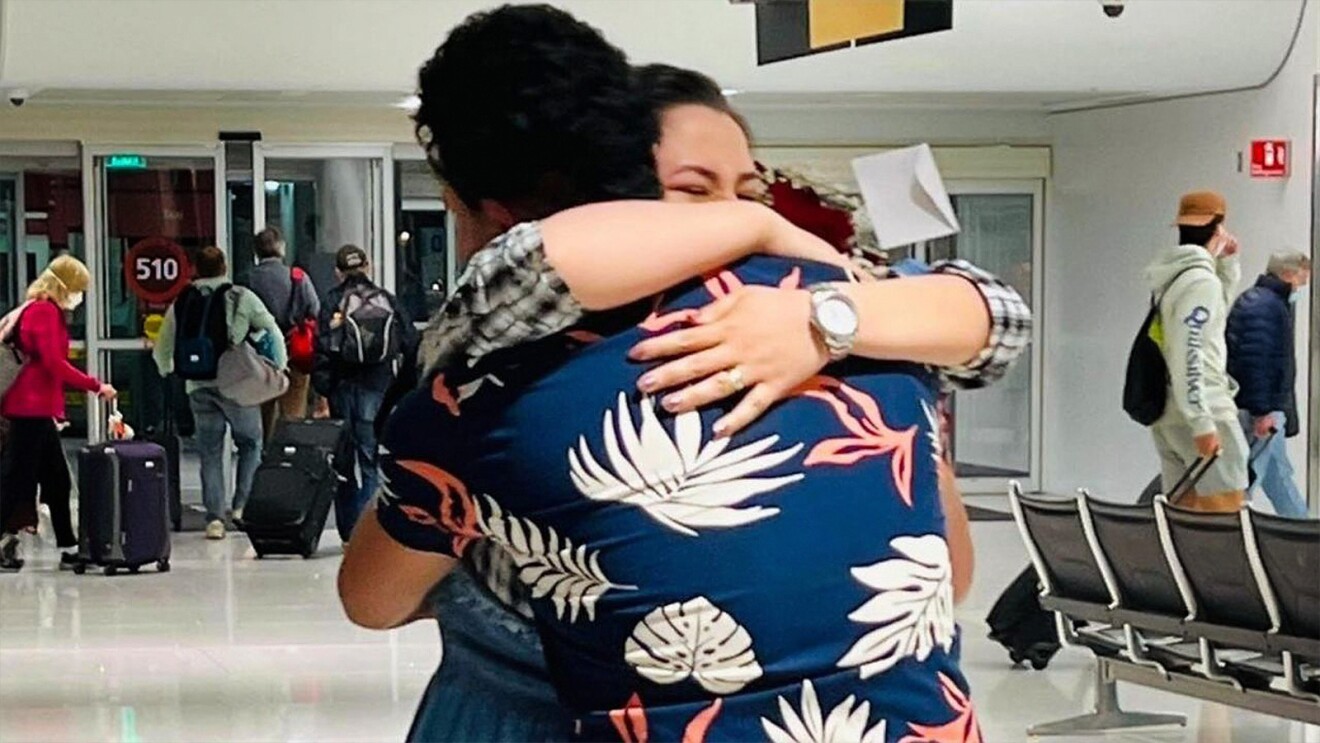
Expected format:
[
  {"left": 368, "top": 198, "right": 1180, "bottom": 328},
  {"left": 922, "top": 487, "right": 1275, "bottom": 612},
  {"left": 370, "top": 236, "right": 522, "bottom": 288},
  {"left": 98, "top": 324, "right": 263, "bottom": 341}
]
[{"left": 0, "top": 0, "right": 1317, "bottom": 741}]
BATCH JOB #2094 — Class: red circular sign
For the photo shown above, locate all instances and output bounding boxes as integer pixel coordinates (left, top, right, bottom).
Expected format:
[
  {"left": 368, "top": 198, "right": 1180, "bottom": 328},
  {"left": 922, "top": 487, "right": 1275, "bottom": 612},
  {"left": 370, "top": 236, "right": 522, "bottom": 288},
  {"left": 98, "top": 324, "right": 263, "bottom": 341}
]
[{"left": 124, "top": 237, "right": 191, "bottom": 305}]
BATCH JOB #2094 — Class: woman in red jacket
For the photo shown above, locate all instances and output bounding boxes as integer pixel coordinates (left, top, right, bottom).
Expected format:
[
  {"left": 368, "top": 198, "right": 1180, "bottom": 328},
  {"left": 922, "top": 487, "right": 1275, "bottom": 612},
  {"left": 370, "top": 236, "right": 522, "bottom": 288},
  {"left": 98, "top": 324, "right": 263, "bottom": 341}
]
[{"left": 0, "top": 255, "right": 116, "bottom": 571}]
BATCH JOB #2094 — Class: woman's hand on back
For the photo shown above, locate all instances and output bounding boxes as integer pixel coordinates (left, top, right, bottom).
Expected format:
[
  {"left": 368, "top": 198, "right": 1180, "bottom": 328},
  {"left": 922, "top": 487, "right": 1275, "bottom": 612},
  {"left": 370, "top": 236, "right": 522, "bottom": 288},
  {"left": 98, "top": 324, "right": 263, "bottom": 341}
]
[{"left": 630, "top": 285, "right": 829, "bottom": 438}]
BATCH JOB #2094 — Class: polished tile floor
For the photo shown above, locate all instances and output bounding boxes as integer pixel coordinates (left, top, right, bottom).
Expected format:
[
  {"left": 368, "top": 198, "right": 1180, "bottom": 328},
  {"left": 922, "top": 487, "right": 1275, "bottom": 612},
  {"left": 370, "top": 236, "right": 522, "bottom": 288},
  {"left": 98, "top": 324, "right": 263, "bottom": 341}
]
[{"left": 1, "top": 514, "right": 1317, "bottom": 742}]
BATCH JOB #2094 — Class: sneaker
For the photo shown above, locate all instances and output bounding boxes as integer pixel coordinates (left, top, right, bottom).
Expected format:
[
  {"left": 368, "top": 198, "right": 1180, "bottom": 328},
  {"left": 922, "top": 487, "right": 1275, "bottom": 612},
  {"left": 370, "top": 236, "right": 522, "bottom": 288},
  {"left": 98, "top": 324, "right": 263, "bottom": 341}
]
[
  {"left": 58, "top": 552, "right": 81, "bottom": 571},
  {"left": 0, "top": 534, "right": 24, "bottom": 572},
  {"left": 231, "top": 508, "right": 244, "bottom": 525},
  {"left": 205, "top": 520, "right": 226, "bottom": 540}
]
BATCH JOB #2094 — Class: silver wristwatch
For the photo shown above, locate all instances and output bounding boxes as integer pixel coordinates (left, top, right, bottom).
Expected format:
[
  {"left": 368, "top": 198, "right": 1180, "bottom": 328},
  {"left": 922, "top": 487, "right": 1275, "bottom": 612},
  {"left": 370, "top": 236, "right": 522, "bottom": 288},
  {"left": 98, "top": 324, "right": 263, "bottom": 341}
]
[{"left": 807, "top": 284, "right": 859, "bottom": 361}]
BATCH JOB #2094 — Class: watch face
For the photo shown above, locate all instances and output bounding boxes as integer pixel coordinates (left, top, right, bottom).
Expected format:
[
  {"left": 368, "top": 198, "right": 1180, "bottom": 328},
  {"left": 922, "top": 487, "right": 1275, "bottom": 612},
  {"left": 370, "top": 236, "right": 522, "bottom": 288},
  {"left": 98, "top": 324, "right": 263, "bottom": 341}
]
[{"left": 818, "top": 297, "right": 859, "bottom": 336}]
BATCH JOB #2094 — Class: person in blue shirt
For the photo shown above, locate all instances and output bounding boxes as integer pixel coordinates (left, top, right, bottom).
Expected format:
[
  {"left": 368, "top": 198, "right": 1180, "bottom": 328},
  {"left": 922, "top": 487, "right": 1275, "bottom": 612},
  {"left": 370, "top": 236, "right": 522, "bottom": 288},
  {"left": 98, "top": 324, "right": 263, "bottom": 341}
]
[{"left": 339, "top": 6, "right": 1024, "bottom": 741}]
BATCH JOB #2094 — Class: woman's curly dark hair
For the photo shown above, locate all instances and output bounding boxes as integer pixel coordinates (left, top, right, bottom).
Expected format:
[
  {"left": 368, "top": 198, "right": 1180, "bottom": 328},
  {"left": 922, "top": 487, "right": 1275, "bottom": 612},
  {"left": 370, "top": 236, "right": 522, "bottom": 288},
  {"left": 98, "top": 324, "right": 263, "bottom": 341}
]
[{"left": 414, "top": 4, "right": 660, "bottom": 219}]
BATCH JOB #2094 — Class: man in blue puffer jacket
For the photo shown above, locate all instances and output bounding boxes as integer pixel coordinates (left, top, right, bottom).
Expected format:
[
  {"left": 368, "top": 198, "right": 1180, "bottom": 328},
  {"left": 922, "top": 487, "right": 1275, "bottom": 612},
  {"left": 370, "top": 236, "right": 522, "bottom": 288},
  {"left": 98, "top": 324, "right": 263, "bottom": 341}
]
[{"left": 1226, "top": 251, "right": 1311, "bottom": 517}]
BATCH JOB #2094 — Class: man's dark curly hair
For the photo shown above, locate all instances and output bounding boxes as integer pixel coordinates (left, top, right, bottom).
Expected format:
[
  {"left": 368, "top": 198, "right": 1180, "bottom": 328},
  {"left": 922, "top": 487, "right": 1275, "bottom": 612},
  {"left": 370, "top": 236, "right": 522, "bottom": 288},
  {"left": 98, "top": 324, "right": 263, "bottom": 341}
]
[
  {"left": 414, "top": 4, "right": 660, "bottom": 219},
  {"left": 632, "top": 64, "right": 751, "bottom": 140}
]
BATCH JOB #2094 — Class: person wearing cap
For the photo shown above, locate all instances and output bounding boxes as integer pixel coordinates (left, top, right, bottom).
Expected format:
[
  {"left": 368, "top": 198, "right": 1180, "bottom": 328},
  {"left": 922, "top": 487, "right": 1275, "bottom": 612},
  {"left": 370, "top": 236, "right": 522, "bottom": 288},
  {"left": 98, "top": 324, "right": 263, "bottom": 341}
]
[
  {"left": 1143, "top": 190, "right": 1249, "bottom": 511},
  {"left": 1, "top": 255, "right": 117, "bottom": 571},
  {"left": 313, "top": 245, "right": 417, "bottom": 544},
  {"left": 1226, "top": 250, "right": 1311, "bottom": 517}
]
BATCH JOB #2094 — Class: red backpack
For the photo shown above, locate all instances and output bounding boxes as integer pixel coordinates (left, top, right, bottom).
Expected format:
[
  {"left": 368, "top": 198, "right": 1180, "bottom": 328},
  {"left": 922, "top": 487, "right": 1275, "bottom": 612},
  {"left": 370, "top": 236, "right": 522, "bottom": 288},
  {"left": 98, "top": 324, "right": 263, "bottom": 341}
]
[{"left": 285, "top": 268, "right": 317, "bottom": 373}]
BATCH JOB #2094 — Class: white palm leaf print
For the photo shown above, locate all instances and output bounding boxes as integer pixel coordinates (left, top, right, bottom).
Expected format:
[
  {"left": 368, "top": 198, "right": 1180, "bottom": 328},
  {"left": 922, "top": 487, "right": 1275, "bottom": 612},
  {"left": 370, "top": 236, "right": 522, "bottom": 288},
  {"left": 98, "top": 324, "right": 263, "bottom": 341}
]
[
  {"left": 476, "top": 495, "right": 634, "bottom": 622},
  {"left": 837, "top": 534, "right": 956, "bottom": 679},
  {"left": 624, "top": 596, "right": 763, "bottom": 694},
  {"left": 762, "top": 680, "right": 887, "bottom": 743},
  {"left": 921, "top": 399, "right": 942, "bottom": 467},
  {"left": 568, "top": 393, "right": 803, "bottom": 536}
]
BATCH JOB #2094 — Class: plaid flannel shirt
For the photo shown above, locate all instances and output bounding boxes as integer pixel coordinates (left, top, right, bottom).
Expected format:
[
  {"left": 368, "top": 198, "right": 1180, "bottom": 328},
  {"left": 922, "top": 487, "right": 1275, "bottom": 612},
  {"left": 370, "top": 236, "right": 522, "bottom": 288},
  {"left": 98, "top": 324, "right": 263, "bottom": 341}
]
[{"left": 420, "top": 221, "right": 1033, "bottom": 390}]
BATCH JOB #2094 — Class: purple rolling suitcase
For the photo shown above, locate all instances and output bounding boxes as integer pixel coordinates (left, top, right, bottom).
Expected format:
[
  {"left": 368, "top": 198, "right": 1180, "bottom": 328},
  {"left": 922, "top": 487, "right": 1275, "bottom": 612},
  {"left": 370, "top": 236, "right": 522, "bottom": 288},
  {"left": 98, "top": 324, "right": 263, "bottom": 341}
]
[{"left": 76, "top": 440, "right": 172, "bottom": 575}]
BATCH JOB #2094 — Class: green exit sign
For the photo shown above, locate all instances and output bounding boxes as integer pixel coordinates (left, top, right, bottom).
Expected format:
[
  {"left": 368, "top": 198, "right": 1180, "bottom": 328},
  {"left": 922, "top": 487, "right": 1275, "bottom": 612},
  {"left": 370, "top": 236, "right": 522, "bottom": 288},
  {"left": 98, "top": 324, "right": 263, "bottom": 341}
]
[{"left": 106, "top": 154, "right": 148, "bottom": 170}]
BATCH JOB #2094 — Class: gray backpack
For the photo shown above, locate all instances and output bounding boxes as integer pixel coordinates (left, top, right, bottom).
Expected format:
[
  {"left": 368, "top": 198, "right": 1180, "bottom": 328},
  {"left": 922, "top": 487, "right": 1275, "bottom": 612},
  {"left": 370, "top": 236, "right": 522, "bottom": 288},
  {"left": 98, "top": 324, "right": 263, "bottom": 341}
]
[
  {"left": 0, "top": 302, "right": 32, "bottom": 407},
  {"left": 329, "top": 286, "right": 401, "bottom": 366}
]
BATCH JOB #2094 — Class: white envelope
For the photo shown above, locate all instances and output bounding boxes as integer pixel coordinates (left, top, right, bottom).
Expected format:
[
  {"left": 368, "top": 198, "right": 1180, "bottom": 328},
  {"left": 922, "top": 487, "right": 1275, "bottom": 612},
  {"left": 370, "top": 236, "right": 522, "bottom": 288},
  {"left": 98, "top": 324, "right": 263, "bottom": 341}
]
[{"left": 851, "top": 144, "right": 960, "bottom": 249}]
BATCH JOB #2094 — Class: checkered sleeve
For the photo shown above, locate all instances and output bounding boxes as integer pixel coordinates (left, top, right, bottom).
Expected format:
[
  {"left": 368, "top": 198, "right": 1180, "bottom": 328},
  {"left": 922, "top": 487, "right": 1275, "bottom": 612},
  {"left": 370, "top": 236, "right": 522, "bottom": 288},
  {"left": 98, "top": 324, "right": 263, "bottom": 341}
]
[
  {"left": 418, "top": 222, "right": 584, "bottom": 374},
  {"left": 929, "top": 259, "right": 1033, "bottom": 391}
]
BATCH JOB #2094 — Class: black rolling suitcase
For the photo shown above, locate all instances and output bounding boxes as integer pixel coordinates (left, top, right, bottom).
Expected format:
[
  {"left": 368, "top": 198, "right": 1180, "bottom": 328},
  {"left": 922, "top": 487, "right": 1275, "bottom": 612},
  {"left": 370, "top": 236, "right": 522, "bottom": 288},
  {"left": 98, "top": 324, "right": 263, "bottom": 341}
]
[
  {"left": 244, "top": 419, "right": 350, "bottom": 559},
  {"left": 76, "top": 438, "right": 173, "bottom": 576}
]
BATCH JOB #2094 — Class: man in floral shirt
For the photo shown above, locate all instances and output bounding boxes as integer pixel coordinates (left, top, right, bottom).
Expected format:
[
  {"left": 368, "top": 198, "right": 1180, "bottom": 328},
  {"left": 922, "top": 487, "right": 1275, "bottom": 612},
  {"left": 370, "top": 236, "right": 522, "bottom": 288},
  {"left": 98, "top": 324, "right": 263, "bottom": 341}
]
[{"left": 341, "top": 6, "right": 984, "bottom": 741}]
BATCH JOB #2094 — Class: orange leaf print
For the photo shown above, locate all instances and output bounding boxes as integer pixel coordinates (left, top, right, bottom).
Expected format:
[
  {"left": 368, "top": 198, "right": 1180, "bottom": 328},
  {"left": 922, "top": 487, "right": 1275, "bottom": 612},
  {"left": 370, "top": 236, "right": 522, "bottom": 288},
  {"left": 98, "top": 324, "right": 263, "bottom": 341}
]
[
  {"left": 800, "top": 376, "right": 918, "bottom": 507},
  {"left": 431, "top": 375, "right": 460, "bottom": 417},
  {"left": 610, "top": 693, "right": 648, "bottom": 743},
  {"left": 566, "top": 329, "right": 604, "bottom": 344},
  {"left": 682, "top": 699, "right": 722, "bottom": 743},
  {"left": 899, "top": 674, "right": 983, "bottom": 743},
  {"left": 395, "top": 460, "right": 482, "bottom": 556},
  {"left": 398, "top": 505, "right": 439, "bottom": 528},
  {"left": 609, "top": 694, "right": 722, "bottom": 743},
  {"left": 639, "top": 293, "right": 700, "bottom": 333}
]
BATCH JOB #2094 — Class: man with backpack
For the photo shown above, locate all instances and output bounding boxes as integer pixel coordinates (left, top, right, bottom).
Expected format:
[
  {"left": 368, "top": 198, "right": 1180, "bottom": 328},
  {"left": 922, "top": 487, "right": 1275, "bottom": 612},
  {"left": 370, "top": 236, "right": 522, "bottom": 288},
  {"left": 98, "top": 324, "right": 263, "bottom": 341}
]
[
  {"left": 1226, "top": 251, "right": 1311, "bottom": 517},
  {"left": 153, "top": 246, "right": 287, "bottom": 539},
  {"left": 245, "top": 227, "right": 320, "bottom": 440},
  {"left": 1140, "top": 191, "right": 1249, "bottom": 511},
  {"left": 312, "top": 245, "right": 416, "bottom": 543}
]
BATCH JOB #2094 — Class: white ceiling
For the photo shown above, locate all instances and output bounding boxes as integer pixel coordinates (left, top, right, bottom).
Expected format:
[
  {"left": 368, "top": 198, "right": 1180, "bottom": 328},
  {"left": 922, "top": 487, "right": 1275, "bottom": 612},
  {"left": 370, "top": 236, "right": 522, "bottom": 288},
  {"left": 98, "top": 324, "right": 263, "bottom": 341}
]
[{"left": 0, "top": 0, "right": 1306, "bottom": 105}]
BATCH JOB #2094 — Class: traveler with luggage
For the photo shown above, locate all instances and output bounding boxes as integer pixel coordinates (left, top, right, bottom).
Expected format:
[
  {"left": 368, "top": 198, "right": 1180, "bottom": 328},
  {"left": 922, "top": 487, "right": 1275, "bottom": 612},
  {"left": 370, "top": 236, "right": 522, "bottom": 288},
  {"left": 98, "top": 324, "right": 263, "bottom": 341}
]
[
  {"left": 152, "top": 246, "right": 287, "bottom": 540},
  {"left": 1226, "top": 250, "right": 1311, "bottom": 517},
  {"left": 312, "top": 245, "right": 416, "bottom": 543},
  {"left": 245, "top": 227, "right": 321, "bottom": 440},
  {"left": 1138, "top": 191, "right": 1249, "bottom": 512},
  {"left": 0, "top": 256, "right": 117, "bottom": 571}
]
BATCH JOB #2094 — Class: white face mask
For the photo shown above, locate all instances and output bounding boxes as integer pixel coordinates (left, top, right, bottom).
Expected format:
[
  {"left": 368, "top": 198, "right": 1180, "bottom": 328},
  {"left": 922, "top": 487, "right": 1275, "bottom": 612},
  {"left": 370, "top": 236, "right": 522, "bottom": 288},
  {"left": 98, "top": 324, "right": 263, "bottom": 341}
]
[
  {"left": 64, "top": 292, "right": 84, "bottom": 311},
  {"left": 1289, "top": 290, "right": 1300, "bottom": 305}
]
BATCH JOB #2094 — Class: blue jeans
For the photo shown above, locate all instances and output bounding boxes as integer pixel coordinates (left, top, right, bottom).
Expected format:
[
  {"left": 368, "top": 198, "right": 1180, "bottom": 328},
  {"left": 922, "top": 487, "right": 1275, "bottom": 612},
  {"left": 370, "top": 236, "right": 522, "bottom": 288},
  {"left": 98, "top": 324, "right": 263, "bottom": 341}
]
[
  {"left": 408, "top": 569, "right": 570, "bottom": 743},
  {"left": 189, "top": 387, "right": 263, "bottom": 522},
  {"left": 330, "top": 384, "right": 384, "bottom": 541},
  {"left": 1239, "top": 410, "right": 1307, "bottom": 518}
]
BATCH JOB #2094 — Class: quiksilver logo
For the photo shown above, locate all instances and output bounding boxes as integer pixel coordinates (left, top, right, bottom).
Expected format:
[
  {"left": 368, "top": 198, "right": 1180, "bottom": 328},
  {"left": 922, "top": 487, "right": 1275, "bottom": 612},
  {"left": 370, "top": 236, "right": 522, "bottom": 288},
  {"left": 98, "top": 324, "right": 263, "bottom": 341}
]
[{"left": 1183, "top": 306, "right": 1209, "bottom": 409}]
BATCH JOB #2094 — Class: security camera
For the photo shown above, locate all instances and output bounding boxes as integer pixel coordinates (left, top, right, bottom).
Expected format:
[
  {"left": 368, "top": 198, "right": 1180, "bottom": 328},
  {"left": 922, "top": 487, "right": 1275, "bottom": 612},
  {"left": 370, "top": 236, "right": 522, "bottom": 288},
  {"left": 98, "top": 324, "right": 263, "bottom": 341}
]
[
  {"left": 7, "top": 89, "right": 30, "bottom": 107},
  {"left": 1100, "top": 0, "right": 1125, "bottom": 18}
]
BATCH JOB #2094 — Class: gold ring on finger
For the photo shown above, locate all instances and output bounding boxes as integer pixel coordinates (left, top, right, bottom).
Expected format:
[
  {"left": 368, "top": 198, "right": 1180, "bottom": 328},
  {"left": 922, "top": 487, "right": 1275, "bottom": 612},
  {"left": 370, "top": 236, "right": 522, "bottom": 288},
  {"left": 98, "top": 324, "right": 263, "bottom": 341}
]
[{"left": 721, "top": 367, "right": 747, "bottom": 395}]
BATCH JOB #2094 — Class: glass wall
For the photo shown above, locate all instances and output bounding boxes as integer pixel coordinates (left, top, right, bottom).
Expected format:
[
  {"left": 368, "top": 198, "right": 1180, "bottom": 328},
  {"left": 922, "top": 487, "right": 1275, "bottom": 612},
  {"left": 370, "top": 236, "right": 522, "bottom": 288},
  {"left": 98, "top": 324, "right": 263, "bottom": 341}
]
[
  {"left": 929, "top": 192, "right": 1035, "bottom": 480},
  {"left": 0, "top": 177, "right": 15, "bottom": 312},
  {"left": 0, "top": 157, "right": 88, "bottom": 435},
  {"left": 253, "top": 155, "right": 381, "bottom": 304},
  {"left": 394, "top": 159, "right": 451, "bottom": 322}
]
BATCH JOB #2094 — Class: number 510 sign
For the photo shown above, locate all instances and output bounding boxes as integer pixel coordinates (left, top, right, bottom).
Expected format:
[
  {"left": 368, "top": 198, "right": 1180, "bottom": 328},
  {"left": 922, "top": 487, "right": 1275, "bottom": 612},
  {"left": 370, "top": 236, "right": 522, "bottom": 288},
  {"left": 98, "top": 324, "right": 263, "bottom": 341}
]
[{"left": 124, "top": 237, "right": 191, "bottom": 305}]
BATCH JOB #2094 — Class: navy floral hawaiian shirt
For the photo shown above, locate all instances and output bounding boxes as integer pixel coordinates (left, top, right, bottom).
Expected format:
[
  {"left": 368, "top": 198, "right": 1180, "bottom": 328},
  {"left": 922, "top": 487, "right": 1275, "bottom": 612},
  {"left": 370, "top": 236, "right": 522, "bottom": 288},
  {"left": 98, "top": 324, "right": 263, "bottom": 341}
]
[{"left": 378, "top": 255, "right": 981, "bottom": 743}]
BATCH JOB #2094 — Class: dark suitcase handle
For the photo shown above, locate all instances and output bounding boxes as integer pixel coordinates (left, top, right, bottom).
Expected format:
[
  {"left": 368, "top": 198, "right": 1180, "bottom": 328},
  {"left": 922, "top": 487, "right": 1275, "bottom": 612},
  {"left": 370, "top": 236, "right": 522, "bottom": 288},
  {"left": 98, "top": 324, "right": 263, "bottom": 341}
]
[{"left": 1166, "top": 453, "right": 1219, "bottom": 507}]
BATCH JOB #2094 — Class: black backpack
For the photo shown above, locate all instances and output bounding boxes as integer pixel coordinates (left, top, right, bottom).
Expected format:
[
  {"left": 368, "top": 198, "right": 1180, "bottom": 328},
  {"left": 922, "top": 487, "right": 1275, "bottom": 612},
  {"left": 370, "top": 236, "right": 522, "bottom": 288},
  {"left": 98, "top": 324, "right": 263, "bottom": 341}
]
[
  {"left": 328, "top": 284, "right": 401, "bottom": 366},
  {"left": 1122, "top": 267, "right": 1204, "bottom": 426},
  {"left": 173, "top": 284, "right": 232, "bottom": 381}
]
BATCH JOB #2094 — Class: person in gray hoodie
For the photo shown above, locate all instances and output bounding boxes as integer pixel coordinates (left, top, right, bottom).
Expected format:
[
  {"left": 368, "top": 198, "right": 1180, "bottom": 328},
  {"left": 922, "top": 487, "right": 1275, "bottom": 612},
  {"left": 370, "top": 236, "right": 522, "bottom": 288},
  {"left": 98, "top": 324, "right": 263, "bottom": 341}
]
[{"left": 1144, "top": 190, "right": 1248, "bottom": 511}]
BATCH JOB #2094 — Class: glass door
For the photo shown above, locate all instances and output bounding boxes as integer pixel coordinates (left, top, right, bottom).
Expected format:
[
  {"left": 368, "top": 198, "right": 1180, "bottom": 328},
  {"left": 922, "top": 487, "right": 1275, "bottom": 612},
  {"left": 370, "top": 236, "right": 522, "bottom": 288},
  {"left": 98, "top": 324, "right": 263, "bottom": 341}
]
[
  {"left": 251, "top": 144, "right": 392, "bottom": 306},
  {"left": 1, "top": 151, "right": 88, "bottom": 435},
  {"left": 927, "top": 181, "right": 1043, "bottom": 493},
  {"left": 84, "top": 145, "right": 227, "bottom": 443},
  {"left": 394, "top": 156, "right": 455, "bottom": 324}
]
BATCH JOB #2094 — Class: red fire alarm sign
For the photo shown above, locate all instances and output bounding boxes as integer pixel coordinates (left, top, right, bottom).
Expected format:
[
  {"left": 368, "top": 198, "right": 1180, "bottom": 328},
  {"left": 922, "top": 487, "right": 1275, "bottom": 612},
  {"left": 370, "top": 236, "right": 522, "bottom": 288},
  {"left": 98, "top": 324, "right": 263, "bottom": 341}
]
[{"left": 1250, "top": 139, "right": 1290, "bottom": 179}]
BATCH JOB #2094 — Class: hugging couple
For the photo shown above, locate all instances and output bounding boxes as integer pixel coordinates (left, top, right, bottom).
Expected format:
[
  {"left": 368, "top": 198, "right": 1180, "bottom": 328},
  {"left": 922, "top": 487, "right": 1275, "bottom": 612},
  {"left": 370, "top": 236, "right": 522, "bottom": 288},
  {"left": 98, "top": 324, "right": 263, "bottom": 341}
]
[{"left": 341, "top": 5, "right": 1029, "bottom": 742}]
